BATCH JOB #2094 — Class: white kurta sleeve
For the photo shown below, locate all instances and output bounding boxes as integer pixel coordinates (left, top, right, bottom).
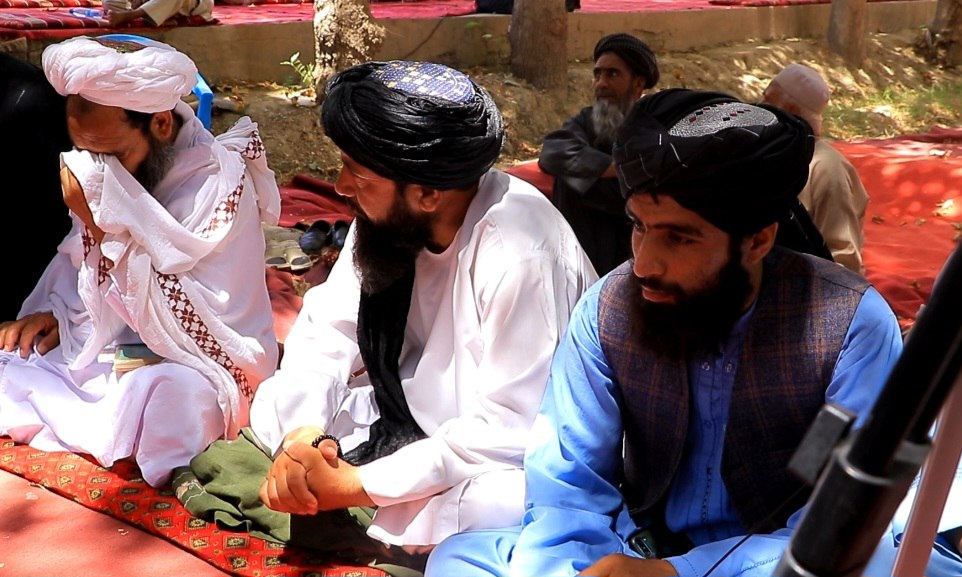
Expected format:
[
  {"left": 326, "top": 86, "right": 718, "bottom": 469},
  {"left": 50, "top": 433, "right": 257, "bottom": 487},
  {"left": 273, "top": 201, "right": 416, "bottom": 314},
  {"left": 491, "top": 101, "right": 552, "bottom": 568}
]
[{"left": 248, "top": 223, "right": 374, "bottom": 454}]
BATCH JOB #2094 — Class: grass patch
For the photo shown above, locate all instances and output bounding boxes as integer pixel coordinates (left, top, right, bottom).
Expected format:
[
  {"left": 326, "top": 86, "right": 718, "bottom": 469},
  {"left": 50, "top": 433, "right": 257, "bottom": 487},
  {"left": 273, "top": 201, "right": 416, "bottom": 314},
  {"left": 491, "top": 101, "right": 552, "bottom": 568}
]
[{"left": 825, "top": 79, "right": 962, "bottom": 141}]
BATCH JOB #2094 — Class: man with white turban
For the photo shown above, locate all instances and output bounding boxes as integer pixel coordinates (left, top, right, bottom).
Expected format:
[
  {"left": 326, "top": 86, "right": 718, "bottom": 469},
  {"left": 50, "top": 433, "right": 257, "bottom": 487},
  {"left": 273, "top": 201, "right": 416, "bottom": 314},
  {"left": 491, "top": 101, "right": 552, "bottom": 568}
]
[{"left": 0, "top": 36, "right": 281, "bottom": 488}]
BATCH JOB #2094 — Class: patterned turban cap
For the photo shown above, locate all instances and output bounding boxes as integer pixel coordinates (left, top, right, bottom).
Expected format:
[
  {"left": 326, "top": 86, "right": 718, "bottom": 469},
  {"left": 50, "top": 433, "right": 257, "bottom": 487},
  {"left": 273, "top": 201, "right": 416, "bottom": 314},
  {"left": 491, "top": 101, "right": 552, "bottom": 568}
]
[
  {"left": 593, "top": 33, "right": 660, "bottom": 89},
  {"left": 613, "top": 88, "right": 815, "bottom": 236},
  {"left": 42, "top": 35, "right": 197, "bottom": 114},
  {"left": 321, "top": 60, "right": 505, "bottom": 190}
]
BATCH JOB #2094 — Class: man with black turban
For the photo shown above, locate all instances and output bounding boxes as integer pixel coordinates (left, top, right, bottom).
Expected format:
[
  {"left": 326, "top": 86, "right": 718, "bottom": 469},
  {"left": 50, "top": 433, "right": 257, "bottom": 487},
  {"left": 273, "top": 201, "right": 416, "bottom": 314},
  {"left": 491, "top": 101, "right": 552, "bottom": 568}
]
[
  {"left": 425, "top": 88, "right": 953, "bottom": 577},
  {"left": 539, "top": 32, "right": 659, "bottom": 276},
  {"left": 246, "top": 60, "right": 596, "bottom": 569}
]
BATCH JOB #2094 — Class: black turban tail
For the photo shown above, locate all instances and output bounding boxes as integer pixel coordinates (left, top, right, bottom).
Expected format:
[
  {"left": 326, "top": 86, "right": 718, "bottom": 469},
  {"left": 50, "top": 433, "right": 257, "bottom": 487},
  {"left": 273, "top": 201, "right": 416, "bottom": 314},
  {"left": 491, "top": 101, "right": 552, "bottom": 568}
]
[
  {"left": 321, "top": 61, "right": 505, "bottom": 190},
  {"left": 612, "top": 88, "right": 816, "bottom": 236}
]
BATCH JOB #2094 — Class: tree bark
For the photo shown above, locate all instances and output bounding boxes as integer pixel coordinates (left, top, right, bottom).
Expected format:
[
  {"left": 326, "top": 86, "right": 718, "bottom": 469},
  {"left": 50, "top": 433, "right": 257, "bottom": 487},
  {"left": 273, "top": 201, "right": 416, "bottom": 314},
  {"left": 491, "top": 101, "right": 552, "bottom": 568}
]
[
  {"left": 313, "top": 0, "right": 385, "bottom": 100},
  {"left": 827, "top": 0, "right": 868, "bottom": 67},
  {"left": 918, "top": 0, "right": 962, "bottom": 67},
  {"left": 509, "top": 0, "right": 567, "bottom": 90}
]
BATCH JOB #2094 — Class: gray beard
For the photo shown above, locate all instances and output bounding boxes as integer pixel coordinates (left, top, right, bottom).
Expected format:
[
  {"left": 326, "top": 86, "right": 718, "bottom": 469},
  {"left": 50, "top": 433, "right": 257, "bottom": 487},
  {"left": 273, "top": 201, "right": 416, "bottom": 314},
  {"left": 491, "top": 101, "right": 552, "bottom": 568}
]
[{"left": 591, "top": 96, "right": 630, "bottom": 147}]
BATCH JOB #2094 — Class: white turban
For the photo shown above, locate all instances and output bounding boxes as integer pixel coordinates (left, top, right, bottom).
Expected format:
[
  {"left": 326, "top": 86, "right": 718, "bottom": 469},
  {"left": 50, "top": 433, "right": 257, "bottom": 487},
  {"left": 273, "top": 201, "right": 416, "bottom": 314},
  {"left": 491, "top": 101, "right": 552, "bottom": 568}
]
[{"left": 42, "top": 35, "right": 197, "bottom": 114}]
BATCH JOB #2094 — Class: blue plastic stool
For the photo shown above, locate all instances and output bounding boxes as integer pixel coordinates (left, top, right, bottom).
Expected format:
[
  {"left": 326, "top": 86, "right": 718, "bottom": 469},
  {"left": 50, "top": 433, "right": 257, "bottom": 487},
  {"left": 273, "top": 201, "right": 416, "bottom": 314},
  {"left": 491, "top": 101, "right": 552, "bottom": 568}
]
[{"left": 96, "top": 33, "right": 213, "bottom": 129}]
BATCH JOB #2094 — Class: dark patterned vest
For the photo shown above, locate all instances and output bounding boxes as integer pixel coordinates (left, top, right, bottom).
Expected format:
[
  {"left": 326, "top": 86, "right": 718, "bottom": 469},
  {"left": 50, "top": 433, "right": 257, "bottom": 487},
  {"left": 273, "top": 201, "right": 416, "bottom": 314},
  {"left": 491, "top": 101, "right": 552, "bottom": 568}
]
[{"left": 598, "top": 247, "right": 871, "bottom": 532}]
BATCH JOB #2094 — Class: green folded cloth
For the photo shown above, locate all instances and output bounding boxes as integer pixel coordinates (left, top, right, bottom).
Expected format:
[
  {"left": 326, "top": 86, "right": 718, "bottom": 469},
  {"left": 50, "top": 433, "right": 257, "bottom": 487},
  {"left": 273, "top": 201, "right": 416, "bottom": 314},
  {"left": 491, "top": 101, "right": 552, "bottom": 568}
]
[
  {"left": 173, "top": 427, "right": 289, "bottom": 543},
  {"left": 172, "top": 427, "right": 426, "bottom": 577}
]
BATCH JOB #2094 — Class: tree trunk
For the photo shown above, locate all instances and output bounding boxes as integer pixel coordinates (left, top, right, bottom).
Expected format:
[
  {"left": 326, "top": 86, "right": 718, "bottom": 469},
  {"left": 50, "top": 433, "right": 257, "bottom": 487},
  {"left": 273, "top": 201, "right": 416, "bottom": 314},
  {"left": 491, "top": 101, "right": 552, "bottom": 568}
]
[
  {"left": 509, "top": 0, "right": 567, "bottom": 90},
  {"left": 827, "top": 0, "right": 867, "bottom": 67},
  {"left": 918, "top": 0, "right": 962, "bottom": 67},
  {"left": 313, "top": 0, "right": 385, "bottom": 100}
]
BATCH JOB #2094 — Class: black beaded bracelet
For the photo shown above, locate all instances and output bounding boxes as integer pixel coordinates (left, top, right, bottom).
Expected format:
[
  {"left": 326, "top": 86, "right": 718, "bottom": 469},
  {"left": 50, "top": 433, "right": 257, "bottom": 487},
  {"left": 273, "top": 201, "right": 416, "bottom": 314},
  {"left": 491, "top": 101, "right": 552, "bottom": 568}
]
[{"left": 311, "top": 433, "right": 343, "bottom": 458}]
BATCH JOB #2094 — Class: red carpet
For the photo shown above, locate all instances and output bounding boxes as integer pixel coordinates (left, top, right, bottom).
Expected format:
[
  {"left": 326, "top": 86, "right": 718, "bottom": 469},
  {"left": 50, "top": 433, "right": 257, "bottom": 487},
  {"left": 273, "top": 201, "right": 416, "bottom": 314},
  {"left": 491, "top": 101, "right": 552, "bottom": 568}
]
[
  {"left": 0, "top": 0, "right": 924, "bottom": 37},
  {"left": 0, "top": 469, "right": 232, "bottom": 577},
  {"left": 838, "top": 128, "right": 962, "bottom": 329},
  {"left": 0, "top": 0, "right": 840, "bottom": 38},
  {"left": 0, "top": 438, "right": 388, "bottom": 577}
]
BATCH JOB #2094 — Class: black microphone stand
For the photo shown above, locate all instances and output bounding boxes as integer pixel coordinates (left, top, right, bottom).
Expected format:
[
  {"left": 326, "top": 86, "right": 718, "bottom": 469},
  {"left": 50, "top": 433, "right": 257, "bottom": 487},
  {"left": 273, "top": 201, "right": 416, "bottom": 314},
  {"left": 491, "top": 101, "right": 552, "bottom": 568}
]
[{"left": 774, "top": 242, "right": 962, "bottom": 577}]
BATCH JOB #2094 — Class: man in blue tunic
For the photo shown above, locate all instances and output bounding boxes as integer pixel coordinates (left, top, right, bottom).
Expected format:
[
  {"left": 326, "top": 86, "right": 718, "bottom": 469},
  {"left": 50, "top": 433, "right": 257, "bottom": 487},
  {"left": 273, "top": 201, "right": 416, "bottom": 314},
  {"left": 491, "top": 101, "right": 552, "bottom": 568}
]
[{"left": 425, "top": 89, "right": 962, "bottom": 577}]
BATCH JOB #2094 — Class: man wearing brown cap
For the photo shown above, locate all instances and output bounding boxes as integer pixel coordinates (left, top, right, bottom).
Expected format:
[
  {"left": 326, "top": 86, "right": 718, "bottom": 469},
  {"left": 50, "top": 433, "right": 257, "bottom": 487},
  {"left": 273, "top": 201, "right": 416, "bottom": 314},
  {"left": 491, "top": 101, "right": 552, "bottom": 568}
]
[
  {"left": 539, "top": 33, "right": 659, "bottom": 276},
  {"left": 763, "top": 63, "right": 870, "bottom": 275},
  {"left": 425, "top": 89, "right": 962, "bottom": 577}
]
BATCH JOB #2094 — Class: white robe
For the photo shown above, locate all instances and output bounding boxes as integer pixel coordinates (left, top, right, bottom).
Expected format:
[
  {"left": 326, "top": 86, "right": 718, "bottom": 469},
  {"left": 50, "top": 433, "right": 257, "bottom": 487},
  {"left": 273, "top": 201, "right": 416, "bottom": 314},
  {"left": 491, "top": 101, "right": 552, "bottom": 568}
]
[
  {"left": 0, "top": 102, "right": 280, "bottom": 487},
  {"left": 250, "top": 170, "right": 598, "bottom": 546}
]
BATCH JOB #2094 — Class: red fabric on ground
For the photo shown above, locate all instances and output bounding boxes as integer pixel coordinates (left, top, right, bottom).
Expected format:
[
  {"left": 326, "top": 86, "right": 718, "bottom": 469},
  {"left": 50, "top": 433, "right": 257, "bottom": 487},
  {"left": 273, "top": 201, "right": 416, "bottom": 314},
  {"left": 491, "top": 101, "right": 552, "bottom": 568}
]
[
  {"left": 0, "top": 469, "right": 232, "bottom": 577},
  {"left": 837, "top": 128, "right": 962, "bottom": 330},
  {"left": 269, "top": 175, "right": 353, "bottom": 344},
  {"left": 0, "top": 8, "right": 211, "bottom": 30},
  {"left": 0, "top": 438, "right": 388, "bottom": 577},
  {"left": 0, "top": 0, "right": 99, "bottom": 7},
  {"left": 710, "top": 0, "right": 886, "bottom": 6}
]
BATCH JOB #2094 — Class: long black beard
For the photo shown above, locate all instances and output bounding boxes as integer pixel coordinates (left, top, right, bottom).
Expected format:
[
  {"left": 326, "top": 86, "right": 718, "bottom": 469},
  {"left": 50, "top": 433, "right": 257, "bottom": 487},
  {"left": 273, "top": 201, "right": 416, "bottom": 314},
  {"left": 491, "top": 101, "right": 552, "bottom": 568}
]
[
  {"left": 350, "top": 194, "right": 433, "bottom": 294},
  {"left": 628, "top": 240, "right": 754, "bottom": 362},
  {"left": 135, "top": 135, "right": 175, "bottom": 192}
]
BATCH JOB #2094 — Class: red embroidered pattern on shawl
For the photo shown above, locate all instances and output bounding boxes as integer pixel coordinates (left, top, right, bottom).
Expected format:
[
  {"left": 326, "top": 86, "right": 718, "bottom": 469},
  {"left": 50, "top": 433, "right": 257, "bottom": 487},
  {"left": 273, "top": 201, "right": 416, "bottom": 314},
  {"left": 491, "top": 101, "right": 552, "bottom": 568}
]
[
  {"left": 82, "top": 228, "right": 95, "bottom": 258},
  {"left": 242, "top": 130, "right": 265, "bottom": 160},
  {"left": 199, "top": 130, "right": 261, "bottom": 237},
  {"left": 202, "top": 180, "right": 243, "bottom": 237},
  {"left": 82, "top": 227, "right": 113, "bottom": 285},
  {"left": 155, "top": 271, "right": 252, "bottom": 399}
]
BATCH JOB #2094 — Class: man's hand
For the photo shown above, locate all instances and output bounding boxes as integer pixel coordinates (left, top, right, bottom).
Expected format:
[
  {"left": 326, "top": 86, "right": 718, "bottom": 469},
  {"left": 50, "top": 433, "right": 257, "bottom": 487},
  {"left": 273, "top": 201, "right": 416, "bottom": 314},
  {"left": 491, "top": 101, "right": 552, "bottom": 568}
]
[
  {"left": 0, "top": 312, "right": 60, "bottom": 358},
  {"left": 259, "top": 428, "right": 374, "bottom": 515},
  {"left": 578, "top": 554, "right": 677, "bottom": 577},
  {"left": 61, "top": 166, "right": 104, "bottom": 243}
]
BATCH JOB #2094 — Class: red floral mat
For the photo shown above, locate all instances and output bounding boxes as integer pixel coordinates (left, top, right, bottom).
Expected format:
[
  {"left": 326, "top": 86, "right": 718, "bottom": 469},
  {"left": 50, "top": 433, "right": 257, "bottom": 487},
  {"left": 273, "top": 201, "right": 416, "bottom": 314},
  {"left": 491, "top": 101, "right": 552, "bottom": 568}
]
[
  {"left": 710, "top": 0, "right": 897, "bottom": 6},
  {"left": 216, "top": 0, "right": 308, "bottom": 5},
  {"left": 0, "top": 0, "right": 99, "bottom": 7},
  {"left": 0, "top": 437, "right": 387, "bottom": 577},
  {"left": 0, "top": 8, "right": 212, "bottom": 29}
]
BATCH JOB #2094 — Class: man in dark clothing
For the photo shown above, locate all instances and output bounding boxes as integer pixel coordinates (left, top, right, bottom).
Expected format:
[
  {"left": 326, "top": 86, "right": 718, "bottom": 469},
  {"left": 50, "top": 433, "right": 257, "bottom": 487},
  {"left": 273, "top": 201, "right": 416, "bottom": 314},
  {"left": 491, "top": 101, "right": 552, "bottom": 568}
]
[
  {"left": 0, "top": 53, "right": 73, "bottom": 321},
  {"left": 538, "top": 33, "right": 658, "bottom": 276}
]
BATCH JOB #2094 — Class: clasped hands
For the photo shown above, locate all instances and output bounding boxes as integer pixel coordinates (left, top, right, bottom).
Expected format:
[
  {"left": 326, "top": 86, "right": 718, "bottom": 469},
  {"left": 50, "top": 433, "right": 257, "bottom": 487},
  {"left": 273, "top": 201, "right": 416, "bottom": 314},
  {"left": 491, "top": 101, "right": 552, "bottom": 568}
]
[{"left": 259, "top": 426, "right": 374, "bottom": 515}]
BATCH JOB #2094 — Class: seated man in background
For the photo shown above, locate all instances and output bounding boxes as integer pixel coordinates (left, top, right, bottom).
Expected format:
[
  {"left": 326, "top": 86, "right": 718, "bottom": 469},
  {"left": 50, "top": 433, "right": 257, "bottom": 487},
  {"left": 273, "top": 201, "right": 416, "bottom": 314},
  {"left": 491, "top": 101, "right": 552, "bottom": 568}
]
[
  {"left": 762, "top": 62, "right": 870, "bottom": 274},
  {"left": 104, "top": 0, "right": 213, "bottom": 27},
  {"left": 426, "top": 89, "right": 959, "bottom": 576},
  {"left": 186, "top": 60, "right": 596, "bottom": 572},
  {"left": 539, "top": 33, "right": 659, "bottom": 276},
  {"left": 0, "top": 36, "right": 280, "bottom": 488},
  {"left": 0, "top": 53, "right": 73, "bottom": 321}
]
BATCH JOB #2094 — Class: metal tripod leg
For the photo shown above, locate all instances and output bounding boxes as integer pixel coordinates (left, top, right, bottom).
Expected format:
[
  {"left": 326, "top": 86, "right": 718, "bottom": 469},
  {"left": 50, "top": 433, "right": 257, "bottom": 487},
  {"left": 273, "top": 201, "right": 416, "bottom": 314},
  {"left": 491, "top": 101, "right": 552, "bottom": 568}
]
[{"left": 893, "top": 373, "right": 962, "bottom": 577}]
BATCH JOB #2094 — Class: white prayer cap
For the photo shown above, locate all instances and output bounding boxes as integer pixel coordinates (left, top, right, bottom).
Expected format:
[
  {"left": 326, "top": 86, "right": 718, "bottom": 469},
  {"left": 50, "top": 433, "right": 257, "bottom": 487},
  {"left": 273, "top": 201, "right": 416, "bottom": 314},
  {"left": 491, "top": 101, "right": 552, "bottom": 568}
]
[
  {"left": 42, "top": 35, "right": 197, "bottom": 114},
  {"left": 769, "top": 63, "right": 830, "bottom": 115}
]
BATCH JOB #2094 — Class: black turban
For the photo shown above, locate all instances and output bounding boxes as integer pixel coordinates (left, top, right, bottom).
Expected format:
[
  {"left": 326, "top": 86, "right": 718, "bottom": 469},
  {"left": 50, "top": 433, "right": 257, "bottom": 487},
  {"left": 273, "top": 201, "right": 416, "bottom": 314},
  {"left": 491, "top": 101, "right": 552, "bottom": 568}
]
[
  {"left": 321, "top": 60, "right": 505, "bottom": 190},
  {"left": 612, "top": 88, "right": 815, "bottom": 236},
  {"left": 593, "top": 33, "right": 659, "bottom": 88}
]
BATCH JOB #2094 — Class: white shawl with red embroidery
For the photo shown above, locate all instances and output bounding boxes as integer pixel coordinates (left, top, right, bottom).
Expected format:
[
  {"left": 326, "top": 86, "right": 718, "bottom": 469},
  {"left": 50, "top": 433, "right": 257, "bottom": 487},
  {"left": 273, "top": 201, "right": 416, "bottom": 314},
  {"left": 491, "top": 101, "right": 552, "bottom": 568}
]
[{"left": 21, "top": 102, "right": 280, "bottom": 436}]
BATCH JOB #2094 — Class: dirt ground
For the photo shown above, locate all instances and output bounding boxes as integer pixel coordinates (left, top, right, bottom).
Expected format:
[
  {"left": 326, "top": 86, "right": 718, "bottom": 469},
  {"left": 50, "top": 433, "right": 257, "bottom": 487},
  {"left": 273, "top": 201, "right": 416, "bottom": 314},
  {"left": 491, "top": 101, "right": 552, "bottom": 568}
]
[{"left": 209, "top": 28, "right": 962, "bottom": 186}]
